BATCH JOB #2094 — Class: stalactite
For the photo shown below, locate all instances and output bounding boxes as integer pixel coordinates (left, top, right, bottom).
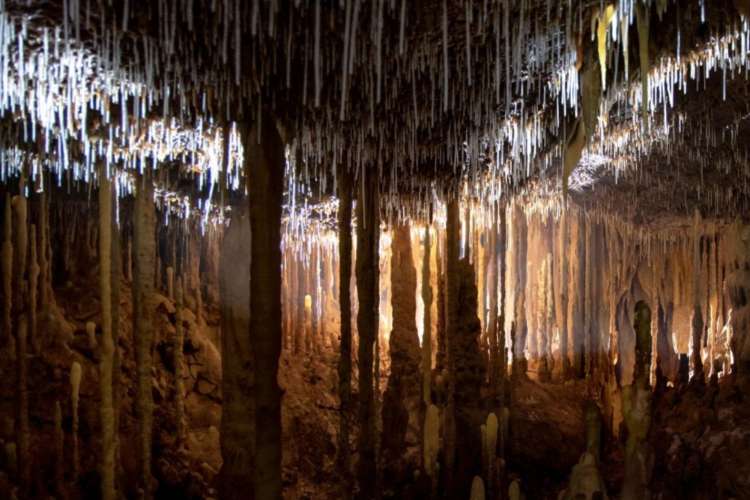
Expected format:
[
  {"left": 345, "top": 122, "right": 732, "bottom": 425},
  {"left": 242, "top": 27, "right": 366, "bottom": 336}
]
[
  {"left": 636, "top": 1, "right": 651, "bottom": 130},
  {"left": 39, "top": 189, "right": 52, "bottom": 309},
  {"left": 382, "top": 223, "right": 421, "bottom": 484},
  {"left": 656, "top": 301, "right": 676, "bottom": 386},
  {"left": 218, "top": 205, "right": 253, "bottom": 500},
  {"left": 512, "top": 204, "right": 528, "bottom": 379},
  {"left": 422, "top": 225, "right": 433, "bottom": 406},
  {"left": 337, "top": 165, "right": 353, "bottom": 500},
  {"left": 295, "top": 248, "right": 306, "bottom": 354},
  {"left": 311, "top": 243, "right": 320, "bottom": 354},
  {"left": 133, "top": 170, "right": 156, "bottom": 499},
  {"left": 568, "top": 210, "right": 585, "bottom": 378},
  {"left": 304, "top": 294, "right": 313, "bottom": 354},
  {"left": 282, "top": 252, "right": 293, "bottom": 351},
  {"left": 477, "top": 225, "right": 486, "bottom": 340},
  {"left": 536, "top": 249, "right": 552, "bottom": 382},
  {"left": 496, "top": 210, "right": 509, "bottom": 494},
  {"left": 558, "top": 208, "right": 570, "bottom": 379},
  {"left": 99, "top": 168, "right": 116, "bottom": 500},
  {"left": 355, "top": 167, "right": 379, "bottom": 500},
  {"left": 487, "top": 208, "right": 499, "bottom": 406},
  {"left": 690, "top": 306, "right": 705, "bottom": 382},
  {"left": 436, "top": 235, "right": 446, "bottom": 374},
  {"left": 70, "top": 360, "right": 82, "bottom": 487},
  {"left": 2, "top": 196, "right": 12, "bottom": 351},
  {"left": 691, "top": 212, "right": 705, "bottom": 383},
  {"left": 247, "top": 113, "right": 284, "bottom": 500},
  {"left": 321, "top": 243, "right": 334, "bottom": 351},
  {"left": 303, "top": 248, "right": 313, "bottom": 353}
]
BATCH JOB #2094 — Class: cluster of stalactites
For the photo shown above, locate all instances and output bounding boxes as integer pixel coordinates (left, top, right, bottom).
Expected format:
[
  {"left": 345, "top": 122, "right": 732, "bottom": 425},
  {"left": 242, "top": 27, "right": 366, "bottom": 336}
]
[
  {"left": 2, "top": 1, "right": 750, "bottom": 235},
  {"left": 279, "top": 192, "right": 748, "bottom": 431}
]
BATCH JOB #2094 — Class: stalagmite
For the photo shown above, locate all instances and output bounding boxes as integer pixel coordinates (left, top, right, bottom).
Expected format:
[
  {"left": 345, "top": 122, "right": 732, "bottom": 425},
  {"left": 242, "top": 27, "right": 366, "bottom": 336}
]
[
  {"left": 111, "top": 203, "right": 122, "bottom": 469},
  {"left": 133, "top": 170, "right": 156, "bottom": 498},
  {"left": 70, "top": 361, "right": 82, "bottom": 486},
  {"left": 443, "top": 199, "right": 460, "bottom": 494},
  {"left": 356, "top": 168, "right": 380, "bottom": 500},
  {"left": 483, "top": 412, "right": 499, "bottom": 499},
  {"left": 621, "top": 301, "right": 653, "bottom": 500},
  {"left": 12, "top": 194, "right": 28, "bottom": 314},
  {"left": 16, "top": 313, "right": 29, "bottom": 494},
  {"left": 423, "top": 403, "right": 440, "bottom": 489},
  {"left": 508, "top": 479, "right": 523, "bottom": 500},
  {"left": 55, "top": 400, "right": 64, "bottom": 498},
  {"left": 2, "top": 196, "right": 11, "bottom": 350},
  {"left": 560, "top": 452, "right": 609, "bottom": 500},
  {"left": 451, "top": 257, "right": 483, "bottom": 497},
  {"left": 175, "top": 276, "right": 186, "bottom": 444},
  {"left": 691, "top": 306, "right": 705, "bottom": 382},
  {"left": 99, "top": 168, "right": 116, "bottom": 500},
  {"left": 218, "top": 205, "right": 253, "bottom": 500},
  {"left": 86, "top": 321, "right": 98, "bottom": 350},
  {"left": 28, "top": 225, "right": 39, "bottom": 353},
  {"left": 166, "top": 266, "right": 174, "bottom": 301},
  {"left": 246, "top": 113, "right": 285, "bottom": 500},
  {"left": 39, "top": 190, "right": 52, "bottom": 309},
  {"left": 126, "top": 239, "right": 133, "bottom": 283},
  {"left": 382, "top": 223, "right": 421, "bottom": 484},
  {"left": 337, "top": 165, "right": 353, "bottom": 499},
  {"left": 470, "top": 476, "right": 485, "bottom": 500}
]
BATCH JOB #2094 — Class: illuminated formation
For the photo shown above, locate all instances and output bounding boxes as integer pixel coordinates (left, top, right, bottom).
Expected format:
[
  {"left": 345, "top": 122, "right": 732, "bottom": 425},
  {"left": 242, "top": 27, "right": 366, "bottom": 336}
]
[{"left": 0, "top": 1, "right": 749, "bottom": 499}]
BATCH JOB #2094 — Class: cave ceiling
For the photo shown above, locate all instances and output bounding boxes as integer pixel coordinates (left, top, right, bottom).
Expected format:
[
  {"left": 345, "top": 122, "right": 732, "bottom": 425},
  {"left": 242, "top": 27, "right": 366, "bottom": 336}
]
[{"left": 0, "top": 0, "right": 749, "bottom": 226}]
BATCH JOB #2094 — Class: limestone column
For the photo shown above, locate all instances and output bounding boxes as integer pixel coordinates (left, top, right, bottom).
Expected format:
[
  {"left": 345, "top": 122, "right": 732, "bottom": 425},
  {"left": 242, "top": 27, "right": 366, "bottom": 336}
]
[
  {"left": 337, "top": 165, "right": 353, "bottom": 499},
  {"left": 133, "top": 170, "right": 156, "bottom": 498},
  {"left": 382, "top": 223, "right": 421, "bottom": 483},
  {"left": 99, "top": 169, "right": 116, "bottom": 500},
  {"left": 246, "top": 114, "right": 285, "bottom": 500},
  {"left": 218, "top": 206, "right": 253, "bottom": 500},
  {"left": 355, "top": 168, "right": 380, "bottom": 500}
]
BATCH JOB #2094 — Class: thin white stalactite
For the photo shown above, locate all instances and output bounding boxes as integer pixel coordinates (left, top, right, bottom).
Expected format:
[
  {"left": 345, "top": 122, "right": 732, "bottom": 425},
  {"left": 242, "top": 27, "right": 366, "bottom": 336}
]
[
  {"left": 442, "top": 0, "right": 449, "bottom": 113},
  {"left": 314, "top": 0, "right": 321, "bottom": 108}
]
